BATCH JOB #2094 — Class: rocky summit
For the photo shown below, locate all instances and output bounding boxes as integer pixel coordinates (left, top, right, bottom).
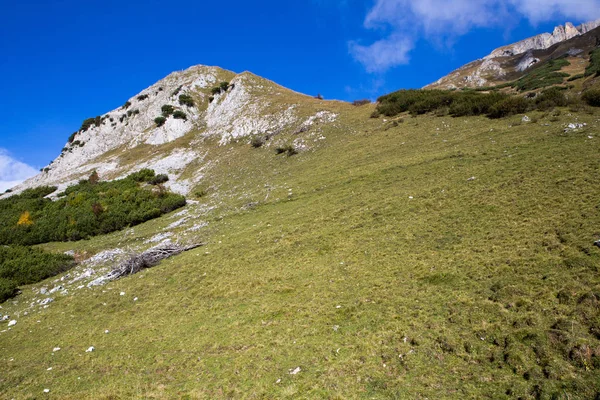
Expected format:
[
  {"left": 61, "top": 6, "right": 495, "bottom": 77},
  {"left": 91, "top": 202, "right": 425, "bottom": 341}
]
[{"left": 9, "top": 65, "right": 338, "bottom": 197}]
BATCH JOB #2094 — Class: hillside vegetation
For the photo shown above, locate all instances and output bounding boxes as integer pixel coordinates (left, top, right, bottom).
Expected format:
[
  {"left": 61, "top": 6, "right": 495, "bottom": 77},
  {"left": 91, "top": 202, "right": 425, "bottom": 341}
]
[
  {"left": 0, "top": 170, "right": 185, "bottom": 245},
  {"left": 1, "top": 98, "right": 599, "bottom": 399}
]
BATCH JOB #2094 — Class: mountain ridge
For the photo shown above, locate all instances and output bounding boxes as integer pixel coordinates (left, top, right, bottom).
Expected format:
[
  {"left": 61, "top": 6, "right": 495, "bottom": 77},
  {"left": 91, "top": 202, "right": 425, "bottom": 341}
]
[{"left": 426, "top": 19, "right": 600, "bottom": 89}]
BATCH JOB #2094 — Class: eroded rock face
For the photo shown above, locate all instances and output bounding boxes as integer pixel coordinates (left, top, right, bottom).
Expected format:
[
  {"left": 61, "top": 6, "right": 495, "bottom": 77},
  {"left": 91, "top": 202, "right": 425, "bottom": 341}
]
[
  {"left": 487, "top": 20, "right": 599, "bottom": 60},
  {"left": 426, "top": 19, "right": 600, "bottom": 89}
]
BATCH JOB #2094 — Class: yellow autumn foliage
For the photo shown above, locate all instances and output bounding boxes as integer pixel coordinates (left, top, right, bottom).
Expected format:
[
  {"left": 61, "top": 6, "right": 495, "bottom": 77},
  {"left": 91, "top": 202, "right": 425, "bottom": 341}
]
[{"left": 17, "top": 211, "right": 33, "bottom": 226}]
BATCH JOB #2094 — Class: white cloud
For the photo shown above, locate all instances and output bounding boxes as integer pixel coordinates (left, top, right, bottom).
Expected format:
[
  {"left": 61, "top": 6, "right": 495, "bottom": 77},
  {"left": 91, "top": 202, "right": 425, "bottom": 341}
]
[
  {"left": 0, "top": 149, "right": 38, "bottom": 192},
  {"left": 351, "top": 0, "right": 600, "bottom": 72},
  {"left": 349, "top": 34, "right": 414, "bottom": 72}
]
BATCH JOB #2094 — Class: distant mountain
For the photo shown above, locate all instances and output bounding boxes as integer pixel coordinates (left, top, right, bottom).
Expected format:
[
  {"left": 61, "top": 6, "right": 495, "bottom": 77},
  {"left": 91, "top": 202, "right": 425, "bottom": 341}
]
[{"left": 426, "top": 19, "right": 600, "bottom": 89}]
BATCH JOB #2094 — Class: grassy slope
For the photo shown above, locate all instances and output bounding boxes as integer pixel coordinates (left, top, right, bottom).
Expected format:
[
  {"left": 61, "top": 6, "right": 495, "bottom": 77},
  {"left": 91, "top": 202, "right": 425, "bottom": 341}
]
[{"left": 1, "top": 105, "right": 600, "bottom": 399}]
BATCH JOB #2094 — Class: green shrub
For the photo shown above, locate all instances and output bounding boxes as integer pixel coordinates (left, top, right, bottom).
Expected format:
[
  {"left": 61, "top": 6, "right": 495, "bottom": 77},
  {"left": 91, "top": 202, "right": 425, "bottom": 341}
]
[
  {"left": 488, "top": 96, "right": 531, "bottom": 119},
  {"left": 512, "top": 58, "right": 570, "bottom": 91},
  {"left": 275, "top": 145, "right": 298, "bottom": 156},
  {"left": 129, "top": 169, "right": 156, "bottom": 182},
  {"left": 171, "top": 85, "right": 183, "bottom": 97},
  {"left": 211, "top": 82, "right": 230, "bottom": 95},
  {"left": 251, "top": 137, "right": 265, "bottom": 148},
  {"left": 161, "top": 105, "right": 175, "bottom": 117},
  {"left": 79, "top": 118, "right": 96, "bottom": 132},
  {"left": 0, "top": 278, "right": 17, "bottom": 303},
  {"left": 137, "top": 94, "right": 149, "bottom": 101},
  {"left": 0, "top": 170, "right": 185, "bottom": 246},
  {"left": 582, "top": 89, "right": 600, "bottom": 107},
  {"left": 154, "top": 116, "right": 167, "bottom": 127},
  {"left": 585, "top": 48, "right": 600, "bottom": 77},
  {"left": 178, "top": 94, "right": 195, "bottom": 107},
  {"left": 122, "top": 101, "right": 131, "bottom": 109},
  {"left": 567, "top": 74, "right": 585, "bottom": 82},
  {"left": 172, "top": 111, "right": 187, "bottom": 120},
  {"left": 149, "top": 174, "right": 169, "bottom": 185},
  {"left": 535, "top": 87, "right": 568, "bottom": 110},
  {"left": 0, "top": 246, "right": 74, "bottom": 302}
]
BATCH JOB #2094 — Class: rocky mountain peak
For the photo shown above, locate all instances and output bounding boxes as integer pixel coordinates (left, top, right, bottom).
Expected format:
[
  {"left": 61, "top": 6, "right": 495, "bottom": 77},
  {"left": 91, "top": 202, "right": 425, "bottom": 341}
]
[{"left": 9, "top": 65, "right": 339, "bottom": 197}]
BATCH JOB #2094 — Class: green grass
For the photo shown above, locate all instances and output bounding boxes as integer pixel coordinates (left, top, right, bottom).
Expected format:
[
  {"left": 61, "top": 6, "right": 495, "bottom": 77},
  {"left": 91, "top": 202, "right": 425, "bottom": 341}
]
[{"left": 1, "top": 105, "right": 600, "bottom": 399}]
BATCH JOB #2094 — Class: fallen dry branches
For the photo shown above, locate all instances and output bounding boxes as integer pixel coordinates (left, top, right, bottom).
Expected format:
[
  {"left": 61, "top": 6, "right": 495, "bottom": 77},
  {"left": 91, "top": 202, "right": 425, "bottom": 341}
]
[{"left": 88, "top": 243, "right": 202, "bottom": 286}]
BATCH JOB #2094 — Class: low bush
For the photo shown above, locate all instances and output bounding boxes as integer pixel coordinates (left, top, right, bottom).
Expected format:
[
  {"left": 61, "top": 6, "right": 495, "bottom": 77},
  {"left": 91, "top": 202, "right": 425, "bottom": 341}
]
[
  {"left": 137, "top": 94, "right": 149, "bottom": 101},
  {"left": 512, "top": 58, "right": 570, "bottom": 91},
  {"left": 585, "top": 48, "right": 600, "bottom": 77},
  {"left": 122, "top": 101, "right": 131, "bottom": 109},
  {"left": 275, "top": 145, "right": 298, "bottom": 156},
  {"left": 129, "top": 169, "right": 156, "bottom": 183},
  {"left": 154, "top": 116, "right": 166, "bottom": 127},
  {"left": 149, "top": 174, "right": 169, "bottom": 185},
  {"left": 567, "top": 74, "right": 585, "bottom": 82},
  {"left": 172, "top": 111, "right": 187, "bottom": 120},
  {"left": 535, "top": 87, "right": 569, "bottom": 110},
  {"left": 0, "top": 246, "right": 74, "bottom": 302},
  {"left": 251, "top": 137, "right": 265, "bottom": 148},
  {"left": 178, "top": 94, "right": 194, "bottom": 107},
  {"left": 0, "top": 170, "right": 185, "bottom": 246},
  {"left": 352, "top": 99, "right": 371, "bottom": 106},
  {"left": 211, "top": 82, "right": 230, "bottom": 95},
  {"left": 171, "top": 85, "right": 183, "bottom": 97},
  {"left": 488, "top": 96, "right": 531, "bottom": 119},
  {"left": 582, "top": 89, "right": 600, "bottom": 107},
  {"left": 161, "top": 105, "right": 175, "bottom": 117}
]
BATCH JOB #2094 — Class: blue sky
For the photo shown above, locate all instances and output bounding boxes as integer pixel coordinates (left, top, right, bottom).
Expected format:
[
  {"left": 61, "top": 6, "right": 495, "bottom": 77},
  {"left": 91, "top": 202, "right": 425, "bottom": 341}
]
[{"left": 1, "top": 0, "right": 599, "bottom": 190}]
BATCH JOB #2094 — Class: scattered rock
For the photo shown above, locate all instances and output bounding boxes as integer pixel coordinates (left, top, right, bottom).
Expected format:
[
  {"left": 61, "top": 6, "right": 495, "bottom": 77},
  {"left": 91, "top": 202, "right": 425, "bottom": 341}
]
[
  {"left": 105, "top": 330, "right": 110, "bottom": 334},
  {"left": 564, "top": 123, "right": 587, "bottom": 132},
  {"left": 467, "top": 176, "right": 476, "bottom": 181},
  {"left": 53, "top": 347, "right": 61, "bottom": 352},
  {"left": 40, "top": 287, "right": 48, "bottom": 295},
  {"left": 133, "top": 297, "right": 138, "bottom": 301},
  {"left": 85, "top": 346, "right": 95, "bottom": 353},
  {"left": 47, "top": 367, "right": 53, "bottom": 371},
  {"left": 8, "top": 320, "right": 16, "bottom": 327},
  {"left": 594, "top": 240, "right": 600, "bottom": 248},
  {"left": 43, "top": 388, "right": 50, "bottom": 393},
  {"left": 289, "top": 367, "right": 301, "bottom": 375},
  {"left": 522, "top": 116, "right": 531, "bottom": 123},
  {"left": 1, "top": 315, "right": 8, "bottom": 321},
  {"left": 120, "top": 292, "right": 125, "bottom": 296},
  {"left": 49, "top": 285, "right": 63, "bottom": 294},
  {"left": 39, "top": 298, "right": 54, "bottom": 306}
]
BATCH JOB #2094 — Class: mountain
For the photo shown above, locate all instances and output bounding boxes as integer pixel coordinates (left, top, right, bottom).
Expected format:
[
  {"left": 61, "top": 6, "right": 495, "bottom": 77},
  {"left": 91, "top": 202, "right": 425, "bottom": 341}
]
[
  {"left": 426, "top": 19, "right": 600, "bottom": 89},
  {"left": 7, "top": 65, "right": 341, "bottom": 197}
]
